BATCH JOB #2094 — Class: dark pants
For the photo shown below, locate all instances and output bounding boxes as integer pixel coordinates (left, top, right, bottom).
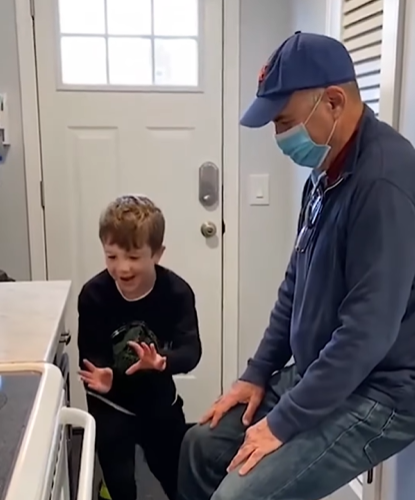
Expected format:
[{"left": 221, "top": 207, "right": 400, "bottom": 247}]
[
  {"left": 178, "top": 365, "right": 415, "bottom": 500},
  {"left": 87, "top": 395, "right": 187, "bottom": 500}
]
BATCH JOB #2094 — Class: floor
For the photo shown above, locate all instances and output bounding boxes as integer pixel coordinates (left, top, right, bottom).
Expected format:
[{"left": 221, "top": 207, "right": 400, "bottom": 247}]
[{"left": 71, "top": 430, "right": 168, "bottom": 500}]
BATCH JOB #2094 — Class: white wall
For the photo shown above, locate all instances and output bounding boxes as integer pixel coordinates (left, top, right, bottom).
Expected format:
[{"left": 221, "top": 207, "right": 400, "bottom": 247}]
[
  {"left": 237, "top": 0, "right": 329, "bottom": 372},
  {"left": 0, "top": 0, "right": 31, "bottom": 280},
  {"left": 237, "top": 0, "right": 298, "bottom": 373}
]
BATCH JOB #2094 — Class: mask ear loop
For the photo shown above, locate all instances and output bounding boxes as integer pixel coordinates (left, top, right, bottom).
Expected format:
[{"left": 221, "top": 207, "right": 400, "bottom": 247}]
[
  {"left": 304, "top": 93, "right": 325, "bottom": 126},
  {"left": 326, "top": 119, "right": 338, "bottom": 145},
  {"left": 306, "top": 92, "right": 339, "bottom": 146},
  {"left": 275, "top": 93, "right": 324, "bottom": 135}
]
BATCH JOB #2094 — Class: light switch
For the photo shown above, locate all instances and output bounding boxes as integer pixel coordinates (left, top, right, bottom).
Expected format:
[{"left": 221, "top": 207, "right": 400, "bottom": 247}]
[{"left": 249, "top": 173, "right": 270, "bottom": 206}]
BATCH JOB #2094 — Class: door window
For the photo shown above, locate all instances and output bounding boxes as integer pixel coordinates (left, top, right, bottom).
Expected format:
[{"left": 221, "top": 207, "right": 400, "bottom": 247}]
[{"left": 57, "top": 0, "right": 199, "bottom": 88}]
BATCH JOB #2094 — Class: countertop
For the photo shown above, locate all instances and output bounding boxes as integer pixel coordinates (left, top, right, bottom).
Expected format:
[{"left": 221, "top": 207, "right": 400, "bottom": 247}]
[{"left": 0, "top": 281, "right": 71, "bottom": 364}]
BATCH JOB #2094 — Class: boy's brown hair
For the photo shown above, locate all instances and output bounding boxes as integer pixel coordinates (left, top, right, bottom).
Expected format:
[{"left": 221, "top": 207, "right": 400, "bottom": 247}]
[{"left": 99, "top": 195, "right": 165, "bottom": 254}]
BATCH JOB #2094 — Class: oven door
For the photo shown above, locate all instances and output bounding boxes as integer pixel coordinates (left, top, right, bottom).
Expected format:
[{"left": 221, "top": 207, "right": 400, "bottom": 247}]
[
  {"left": 47, "top": 407, "right": 96, "bottom": 500},
  {"left": 4, "top": 364, "right": 95, "bottom": 500}
]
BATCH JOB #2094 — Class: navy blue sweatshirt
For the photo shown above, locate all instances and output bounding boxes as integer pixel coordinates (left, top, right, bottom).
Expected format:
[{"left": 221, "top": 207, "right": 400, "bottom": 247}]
[{"left": 241, "top": 107, "right": 415, "bottom": 442}]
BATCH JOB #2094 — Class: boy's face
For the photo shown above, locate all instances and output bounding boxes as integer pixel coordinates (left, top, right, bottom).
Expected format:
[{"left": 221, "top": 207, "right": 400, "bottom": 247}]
[{"left": 103, "top": 242, "right": 164, "bottom": 295}]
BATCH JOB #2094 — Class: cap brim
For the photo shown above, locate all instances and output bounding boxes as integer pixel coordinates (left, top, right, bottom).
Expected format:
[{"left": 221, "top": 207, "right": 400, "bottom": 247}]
[{"left": 240, "top": 95, "right": 290, "bottom": 128}]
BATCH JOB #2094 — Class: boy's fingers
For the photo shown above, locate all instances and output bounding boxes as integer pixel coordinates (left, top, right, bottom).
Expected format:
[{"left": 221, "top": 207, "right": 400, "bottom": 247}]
[
  {"left": 126, "top": 361, "right": 142, "bottom": 375},
  {"left": 128, "top": 341, "right": 144, "bottom": 358},
  {"left": 83, "top": 359, "right": 96, "bottom": 372},
  {"left": 87, "top": 381, "right": 103, "bottom": 392},
  {"left": 140, "top": 343, "right": 152, "bottom": 356},
  {"left": 156, "top": 356, "right": 167, "bottom": 370},
  {"left": 79, "top": 373, "right": 94, "bottom": 385}
]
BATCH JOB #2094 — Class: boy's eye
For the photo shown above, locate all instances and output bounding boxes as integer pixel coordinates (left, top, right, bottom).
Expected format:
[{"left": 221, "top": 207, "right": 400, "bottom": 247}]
[
  {"left": 107, "top": 255, "right": 116, "bottom": 260},
  {"left": 129, "top": 256, "right": 140, "bottom": 261}
]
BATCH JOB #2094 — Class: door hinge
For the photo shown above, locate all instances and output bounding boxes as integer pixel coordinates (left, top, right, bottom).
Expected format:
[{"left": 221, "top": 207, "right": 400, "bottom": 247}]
[
  {"left": 40, "top": 179, "right": 45, "bottom": 209},
  {"left": 222, "top": 220, "right": 226, "bottom": 235},
  {"left": 30, "top": 0, "right": 35, "bottom": 19}
]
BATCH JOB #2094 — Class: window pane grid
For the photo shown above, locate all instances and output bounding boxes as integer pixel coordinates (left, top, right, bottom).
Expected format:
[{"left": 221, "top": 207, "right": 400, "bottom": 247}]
[
  {"left": 60, "top": 33, "right": 198, "bottom": 40},
  {"left": 58, "top": 0, "right": 199, "bottom": 87}
]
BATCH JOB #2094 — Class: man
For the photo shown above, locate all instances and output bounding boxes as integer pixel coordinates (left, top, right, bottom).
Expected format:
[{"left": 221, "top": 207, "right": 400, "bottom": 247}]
[{"left": 178, "top": 32, "right": 415, "bottom": 500}]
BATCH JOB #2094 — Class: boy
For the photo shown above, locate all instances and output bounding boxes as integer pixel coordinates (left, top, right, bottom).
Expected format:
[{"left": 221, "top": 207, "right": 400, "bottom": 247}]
[{"left": 77, "top": 195, "right": 201, "bottom": 500}]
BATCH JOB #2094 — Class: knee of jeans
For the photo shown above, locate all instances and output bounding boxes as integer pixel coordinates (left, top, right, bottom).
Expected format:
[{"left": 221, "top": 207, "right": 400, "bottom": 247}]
[
  {"left": 211, "top": 476, "right": 241, "bottom": 500},
  {"left": 182, "top": 423, "right": 219, "bottom": 462},
  {"left": 182, "top": 423, "right": 208, "bottom": 451}
]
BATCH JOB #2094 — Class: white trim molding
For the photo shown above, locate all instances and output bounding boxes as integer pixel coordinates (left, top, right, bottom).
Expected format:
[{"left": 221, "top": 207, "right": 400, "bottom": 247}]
[
  {"left": 222, "top": 0, "right": 240, "bottom": 392},
  {"left": 15, "top": 0, "right": 47, "bottom": 280},
  {"left": 378, "top": 0, "right": 406, "bottom": 127},
  {"left": 325, "top": 0, "right": 342, "bottom": 39}
]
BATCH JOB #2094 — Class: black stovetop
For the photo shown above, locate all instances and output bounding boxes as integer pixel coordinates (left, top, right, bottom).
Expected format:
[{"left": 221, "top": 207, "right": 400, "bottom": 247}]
[{"left": 0, "top": 372, "right": 41, "bottom": 500}]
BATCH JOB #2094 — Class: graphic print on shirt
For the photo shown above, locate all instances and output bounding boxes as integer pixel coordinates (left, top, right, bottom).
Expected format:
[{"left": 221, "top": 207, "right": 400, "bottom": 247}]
[{"left": 111, "top": 320, "right": 159, "bottom": 373}]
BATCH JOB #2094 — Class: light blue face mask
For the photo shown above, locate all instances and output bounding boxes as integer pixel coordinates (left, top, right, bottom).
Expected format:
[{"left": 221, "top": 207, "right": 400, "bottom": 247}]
[{"left": 275, "top": 97, "right": 337, "bottom": 169}]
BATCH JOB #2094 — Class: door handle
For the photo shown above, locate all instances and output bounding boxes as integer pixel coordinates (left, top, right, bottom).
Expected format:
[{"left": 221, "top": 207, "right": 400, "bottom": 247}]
[
  {"left": 201, "top": 221, "right": 217, "bottom": 238},
  {"left": 199, "top": 161, "right": 219, "bottom": 208}
]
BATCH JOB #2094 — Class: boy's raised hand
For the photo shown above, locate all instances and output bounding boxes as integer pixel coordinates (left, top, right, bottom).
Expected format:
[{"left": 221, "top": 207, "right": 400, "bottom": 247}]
[
  {"left": 79, "top": 360, "right": 113, "bottom": 393},
  {"left": 125, "top": 342, "right": 167, "bottom": 374}
]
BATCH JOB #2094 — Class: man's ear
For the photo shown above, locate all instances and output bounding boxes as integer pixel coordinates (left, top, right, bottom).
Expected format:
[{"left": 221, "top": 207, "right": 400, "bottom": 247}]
[{"left": 325, "top": 86, "right": 346, "bottom": 119}]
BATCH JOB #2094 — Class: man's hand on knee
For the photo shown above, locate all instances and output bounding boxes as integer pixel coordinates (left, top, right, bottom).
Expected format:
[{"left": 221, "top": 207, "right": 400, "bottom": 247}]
[
  {"left": 227, "top": 417, "right": 282, "bottom": 476},
  {"left": 199, "top": 381, "right": 265, "bottom": 429}
]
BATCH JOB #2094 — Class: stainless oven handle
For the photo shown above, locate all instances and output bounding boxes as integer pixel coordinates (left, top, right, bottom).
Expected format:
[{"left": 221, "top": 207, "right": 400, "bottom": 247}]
[{"left": 60, "top": 407, "right": 96, "bottom": 500}]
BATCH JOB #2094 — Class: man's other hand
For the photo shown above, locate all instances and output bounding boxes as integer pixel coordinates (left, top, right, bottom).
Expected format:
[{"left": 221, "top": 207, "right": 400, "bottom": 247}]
[
  {"left": 228, "top": 417, "right": 282, "bottom": 475},
  {"left": 200, "top": 380, "right": 265, "bottom": 428}
]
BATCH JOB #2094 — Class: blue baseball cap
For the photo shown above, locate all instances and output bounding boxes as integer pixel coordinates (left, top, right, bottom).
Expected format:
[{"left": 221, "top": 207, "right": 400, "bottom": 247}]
[{"left": 240, "top": 31, "right": 357, "bottom": 128}]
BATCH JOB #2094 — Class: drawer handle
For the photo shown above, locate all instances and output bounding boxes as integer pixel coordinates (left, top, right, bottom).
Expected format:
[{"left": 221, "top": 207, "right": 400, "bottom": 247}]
[{"left": 60, "top": 331, "right": 71, "bottom": 345}]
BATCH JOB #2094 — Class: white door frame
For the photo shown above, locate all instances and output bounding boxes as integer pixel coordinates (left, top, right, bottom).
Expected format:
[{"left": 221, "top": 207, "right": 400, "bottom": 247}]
[{"left": 14, "top": 0, "right": 240, "bottom": 393}]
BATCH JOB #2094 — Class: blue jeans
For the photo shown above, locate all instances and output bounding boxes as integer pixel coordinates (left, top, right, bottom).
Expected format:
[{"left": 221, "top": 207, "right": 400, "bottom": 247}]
[{"left": 178, "top": 366, "right": 415, "bottom": 500}]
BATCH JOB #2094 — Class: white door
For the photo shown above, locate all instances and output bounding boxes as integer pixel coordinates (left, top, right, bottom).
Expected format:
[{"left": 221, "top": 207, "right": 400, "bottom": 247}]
[{"left": 32, "top": 0, "right": 223, "bottom": 422}]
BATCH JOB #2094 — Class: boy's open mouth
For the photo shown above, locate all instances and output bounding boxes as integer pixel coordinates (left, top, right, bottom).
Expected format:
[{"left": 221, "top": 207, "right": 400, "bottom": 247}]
[{"left": 119, "top": 276, "right": 135, "bottom": 283}]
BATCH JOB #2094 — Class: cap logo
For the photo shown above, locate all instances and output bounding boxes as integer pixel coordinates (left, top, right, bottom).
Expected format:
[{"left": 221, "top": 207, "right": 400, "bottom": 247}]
[
  {"left": 258, "top": 49, "right": 277, "bottom": 89},
  {"left": 258, "top": 64, "right": 268, "bottom": 86}
]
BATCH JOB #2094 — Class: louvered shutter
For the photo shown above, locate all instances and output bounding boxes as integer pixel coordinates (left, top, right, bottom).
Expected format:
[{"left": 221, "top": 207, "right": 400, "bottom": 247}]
[{"left": 341, "top": 0, "right": 383, "bottom": 116}]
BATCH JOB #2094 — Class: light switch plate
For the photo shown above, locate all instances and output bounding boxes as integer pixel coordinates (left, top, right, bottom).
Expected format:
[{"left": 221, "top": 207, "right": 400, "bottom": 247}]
[{"left": 249, "top": 173, "right": 270, "bottom": 206}]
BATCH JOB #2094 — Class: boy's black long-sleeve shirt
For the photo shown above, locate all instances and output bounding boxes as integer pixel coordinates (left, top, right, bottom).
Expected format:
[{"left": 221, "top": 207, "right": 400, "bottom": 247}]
[{"left": 77, "top": 265, "right": 201, "bottom": 414}]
